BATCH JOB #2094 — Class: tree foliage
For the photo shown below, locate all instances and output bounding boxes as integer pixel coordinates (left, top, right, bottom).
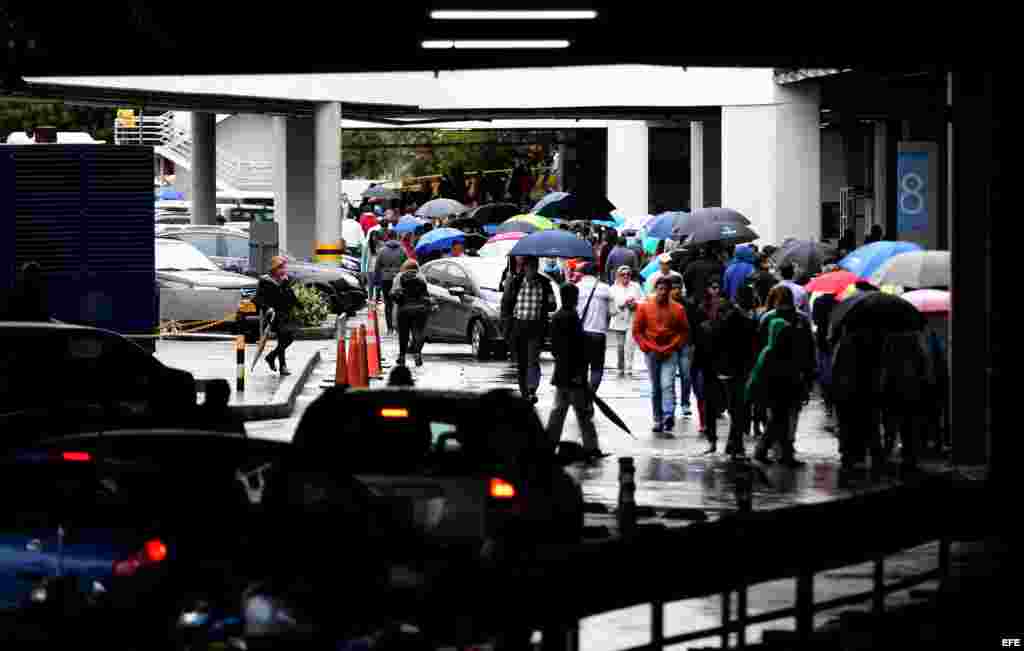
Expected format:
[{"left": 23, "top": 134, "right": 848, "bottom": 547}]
[{"left": 0, "top": 101, "right": 114, "bottom": 143}]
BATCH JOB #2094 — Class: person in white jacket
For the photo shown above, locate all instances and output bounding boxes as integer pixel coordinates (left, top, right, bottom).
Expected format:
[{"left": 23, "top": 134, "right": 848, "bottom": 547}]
[{"left": 609, "top": 265, "right": 645, "bottom": 377}]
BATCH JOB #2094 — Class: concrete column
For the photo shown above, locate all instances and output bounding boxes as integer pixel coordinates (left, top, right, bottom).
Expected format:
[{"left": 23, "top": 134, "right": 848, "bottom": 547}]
[
  {"left": 191, "top": 112, "right": 217, "bottom": 225},
  {"left": 606, "top": 122, "right": 649, "bottom": 218},
  {"left": 690, "top": 121, "right": 704, "bottom": 211},
  {"left": 272, "top": 116, "right": 316, "bottom": 259},
  {"left": 722, "top": 84, "right": 820, "bottom": 246},
  {"left": 555, "top": 144, "right": 567, "bottom": 192},
  {"left": 873, "top": 122, "right": 888, "bottom": 231},
  {"left": 314, "top": 102, "right": 342, "bottom": 265}
]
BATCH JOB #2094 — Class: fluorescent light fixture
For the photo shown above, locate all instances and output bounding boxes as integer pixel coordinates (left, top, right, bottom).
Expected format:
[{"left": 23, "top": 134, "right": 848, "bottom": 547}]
[
  {"left": 422, "top": 40, "right": 570, "bottom": 49},
  {"left": 430, "top": 10, "right": 597, "bottom": 20}
]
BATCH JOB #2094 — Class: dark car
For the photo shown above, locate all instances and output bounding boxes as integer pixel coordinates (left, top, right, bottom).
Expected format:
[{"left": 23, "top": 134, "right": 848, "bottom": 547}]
[
  {"left": 159, "top": 227, "right": 366, "bottom": 317},
  {"left": 0, "top": 428, "right": 288, "bottom": 648}
]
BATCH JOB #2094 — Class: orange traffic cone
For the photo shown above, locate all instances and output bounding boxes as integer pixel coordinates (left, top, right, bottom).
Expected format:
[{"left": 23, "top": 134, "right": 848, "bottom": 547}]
[
  {"left": 358, "top": 324, "right": 371, "bottom": 387},
  {"left": 334, "top": 329, "right": 348, "bottom": 386},
  {"left": 366, "top": 309, "right": 383, "bottom": 379},
  {"left": 347, "top": 327, "right": 363, "bottom": 388}
]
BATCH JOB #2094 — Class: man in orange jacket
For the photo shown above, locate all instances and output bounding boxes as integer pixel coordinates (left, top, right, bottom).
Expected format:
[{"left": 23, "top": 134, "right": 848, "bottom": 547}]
[{"left": 633, "top": 276, "right": 690, "bottom": 435}]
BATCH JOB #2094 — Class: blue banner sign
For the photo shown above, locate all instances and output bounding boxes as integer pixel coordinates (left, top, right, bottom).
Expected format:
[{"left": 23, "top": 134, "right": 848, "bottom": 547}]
[{"left": 897, "top": 151, "right": 930, "bottom": 234}]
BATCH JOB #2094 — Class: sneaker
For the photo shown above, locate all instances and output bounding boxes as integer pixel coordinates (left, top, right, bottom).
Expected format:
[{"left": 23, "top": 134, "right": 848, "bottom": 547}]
[
  {"left": 529, "top": 391, "right": 539, "bottom": 405},
  {"left": 663, "top": 417, "right": 674, "bottom": 431},
  {"left": 279, "top": 365, "right": 292, "bottom": 377},
  {"left": 415, "top": 354, "right": 423, "bottom": 367},
  {"left": 265, "top": 356, "right": 277, "bottom": 372},
  {"left": 703, "top": 444, "right": 717, "bottom": 455},
  {"left": 651, "top": 423, "right": 664, "bottom": 434},
  {"left": 681, "top": 405, "right": 692, "bottom": 417}
]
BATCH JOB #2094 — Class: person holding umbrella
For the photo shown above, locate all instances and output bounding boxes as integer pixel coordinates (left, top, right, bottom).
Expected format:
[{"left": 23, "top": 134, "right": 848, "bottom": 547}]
[
  {"left": 502, "top": 256, "right": 557, "bottom": 403},
  {"left": 253, "top": 256, "right": 299, "bottom": 376},
  {"left": 547, "top": 282, "right": 602, "bottom": 459},
  {"left": 633, "top": 275, "right": 689, "bottom": 434}
]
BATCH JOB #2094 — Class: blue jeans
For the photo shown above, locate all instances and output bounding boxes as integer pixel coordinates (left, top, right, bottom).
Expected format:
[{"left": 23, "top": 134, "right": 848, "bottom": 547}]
[
  {"left": 676, "top": 344, "right": 692, "bottom": 409},
  {"left": 646, "top": 351, "right": 680, "bottom": 424}
]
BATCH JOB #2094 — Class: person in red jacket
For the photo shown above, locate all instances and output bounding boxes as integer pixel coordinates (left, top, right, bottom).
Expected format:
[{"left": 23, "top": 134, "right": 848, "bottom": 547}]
[{"left": 633, "top": 276, "right": 690, "bottom": 435}]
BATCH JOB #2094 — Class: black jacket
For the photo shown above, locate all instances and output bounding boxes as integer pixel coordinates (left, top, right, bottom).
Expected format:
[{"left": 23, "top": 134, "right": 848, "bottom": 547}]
[
  {"left": 550, "top": 307, "right": 586, "bottom": 387},
  {"left": 391, "top": 270, "right": 431, "bottom": 311},
  {"left": 682, "top": 256, "right": 724, "bottom": 299},
  {"left": 811, "top": 294, "right": 837, "bottom": 353},
  {"left": 707, "top": 306, "right": 759, "bottom": 379},
  {"left": 747, "top": 270, "right": 777, "bottom": 306},
  {"left": 254, "top": 275, "right": 299, "bottom": 325},
  {"left": 757, "top": 306, "right": 816, "bottom": 380},
  {"left": 375, "top": 241, "right": 406, "bottom": 285}
]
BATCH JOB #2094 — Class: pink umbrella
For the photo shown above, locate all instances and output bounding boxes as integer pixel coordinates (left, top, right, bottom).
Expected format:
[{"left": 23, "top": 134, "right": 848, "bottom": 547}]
[
  {"left": 486, "top": 232, "right": 528, "bottom": 244},
  {"left": 901, "top": 289, "right": 951, "bottom": 314}
]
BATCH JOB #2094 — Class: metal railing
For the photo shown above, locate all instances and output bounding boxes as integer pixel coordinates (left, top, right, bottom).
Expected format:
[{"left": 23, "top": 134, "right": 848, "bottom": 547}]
[
  {"left": 510, "top": 475, "right": 975, "bottom": 651},
  {"left": 115, "top": 111, "right": 273, "bottom": 191}
]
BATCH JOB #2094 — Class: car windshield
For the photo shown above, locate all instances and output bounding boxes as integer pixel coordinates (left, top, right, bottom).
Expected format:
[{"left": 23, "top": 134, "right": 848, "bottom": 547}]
[
  {"left": 156, "top": 240, "right": 219, "bottom": 271},
  {"left": 224, "top": 235, "right": 250, "bottom": 259}
]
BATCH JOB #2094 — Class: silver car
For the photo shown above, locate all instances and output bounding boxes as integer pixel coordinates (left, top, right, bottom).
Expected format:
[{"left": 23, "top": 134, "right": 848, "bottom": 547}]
[{"left": 155, "top": 238, "right": 258, "bottom": 326}]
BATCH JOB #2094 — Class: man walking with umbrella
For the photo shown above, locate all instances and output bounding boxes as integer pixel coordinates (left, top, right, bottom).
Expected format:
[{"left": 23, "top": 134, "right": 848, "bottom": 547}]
[
  {"left": 502, "top": 257, "right": 557, "bottom": 403},
  {"left": 253, "top": 256, "right": 299, "bottom": 376}
]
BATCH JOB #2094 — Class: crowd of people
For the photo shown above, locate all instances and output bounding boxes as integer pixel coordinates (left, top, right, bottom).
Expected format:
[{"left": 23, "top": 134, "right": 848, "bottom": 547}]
[{"left": 497, "top": 229, "right": 949, "bottom": 476}]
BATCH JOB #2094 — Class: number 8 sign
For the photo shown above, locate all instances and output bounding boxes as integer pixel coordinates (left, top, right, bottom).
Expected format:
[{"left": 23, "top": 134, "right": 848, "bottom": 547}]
[{"left": 897, "top": 151, "right": 930, "bottom": 234}]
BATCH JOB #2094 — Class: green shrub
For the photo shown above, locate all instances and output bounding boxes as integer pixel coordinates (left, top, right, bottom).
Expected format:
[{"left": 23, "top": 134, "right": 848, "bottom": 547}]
[{"left": 291, "top": 283, "right": 331, "bottom": 327}]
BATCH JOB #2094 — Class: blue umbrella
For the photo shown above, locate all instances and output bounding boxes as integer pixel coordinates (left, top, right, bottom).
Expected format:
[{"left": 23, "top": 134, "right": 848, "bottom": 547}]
[
  {"left": 414, "top": 227, "right": 465, "bottom": 257},
  {"left": 509, "top": 231, "right": 594, "bottom": 259},
  {"left": 645, "top": 212, "right": 685, "bottom": 240},
  {"left": 531, "top": 191, "right": 570, "bottom": 214},
  {"left": 482, "top": 224, "right": 498, "bottom": 235},
  {"left": 839, "top": 241, "right": 924, "bottom": 279},
  {"left": 394, "top": 216, "right": 427, "bottom": 235},
  {"left": 640, "top": 257, "right": 661, "bottom": 280},
  {"left": 157, "top": 188, "right": 185, "bottom": 200}
]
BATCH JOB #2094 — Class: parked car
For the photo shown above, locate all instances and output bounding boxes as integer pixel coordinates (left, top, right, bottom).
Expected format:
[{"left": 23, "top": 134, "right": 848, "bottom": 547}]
[
  {"left": 0, "top": 321, "right": 196, "bottom": 427},
  {"left": 412, "top": 257, "right": 562, "bottom": 360},
  {"left": 155, "top": 237, "right": 260, "bottom": 333},
  {"left": 159, "top": 227, "right": 366, "bottom": 317},
  {"left": 0, "top": 428, "right": 289, "bottom": 648}
]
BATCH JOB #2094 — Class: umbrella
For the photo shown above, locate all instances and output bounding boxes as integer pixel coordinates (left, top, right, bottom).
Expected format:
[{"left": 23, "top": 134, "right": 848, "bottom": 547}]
[
  {"left": 531, "top": 191, "right": 570, "bottom": 215},
  {"left": 509, "top": 231, "right": 595, "bottom": 259},
  {"left": 464, "top": 233, "right": 487, "bottom": 251},
  {"left": 250, "top": 309, "right": 276, "bottom": 373},
  {"left": 157, "top": 188, "right": 185, "bottom": 200},
  {"left": 828, "top": 290, "right": 925, "bottom": 341},
  {"left": 482, "top": 224, "right": 498, "bottom": 236},
  {"left": 583, "top": 385, "right": 634, "bottom": 438},
  {"left": 901, "top": 289, "right": 951, "bottom": 314},
  {"left": 394, "top": 215, "right": 428, "bottom": 235},
  {"left": 868, "top": 250, "right": 951, "bottom": 289},
  {"left": 416, "top": 198, "right": 467, "bottom": 219},
  {"left": 681, "top": 221, "right": 758, "bottom": 247},
  {"left": 465, "top": 202, "right": 521, "bottom": 225},
  {"left": 362, "top": 185, "right": 399, "bottom": 200},
  {"left": 496, "top": 214, "right": 555, "bottom": 235},
  {"left": 534, "top": 192, "right": 616, "bottom": 221},
  {"left": 486, "top": 232, "right": 528, "bottom": 245},
  {"left": 645, "top": 212, "right": 685, "bottom": 240},
  {"left": 838, "top": 241, "right": 924, "bottom": 279},
  {"left": 639, "top": 256, "right": 662, "bottom": 280},
  {"left": 806, "top": 270, "right": 861, "bottom": 296},
  {"left": 623, "top": 214, "right": 656, "bottom": 232},
  {"left": 771, "top": 240, "right": 836, "bottom": 276},
  {"left": 414, "top": 227, "right": 465, "bottom": 257},
  {"left": 670, "top": 207, "right": 751, "bottom": 241}
]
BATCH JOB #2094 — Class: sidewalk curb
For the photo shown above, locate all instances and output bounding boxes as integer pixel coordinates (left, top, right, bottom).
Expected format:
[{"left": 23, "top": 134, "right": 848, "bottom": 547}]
[{"left": 228, "top": 349, "right": 323, "bottom": 421}]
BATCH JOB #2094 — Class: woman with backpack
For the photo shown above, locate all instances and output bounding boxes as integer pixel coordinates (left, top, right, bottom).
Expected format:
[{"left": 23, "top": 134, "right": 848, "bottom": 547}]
[
  {"left": 746, "top": 318, "right": 807, "bottom": 467},
  {"left": 390, "top": 260, "right": 434, "bottom": 367}
]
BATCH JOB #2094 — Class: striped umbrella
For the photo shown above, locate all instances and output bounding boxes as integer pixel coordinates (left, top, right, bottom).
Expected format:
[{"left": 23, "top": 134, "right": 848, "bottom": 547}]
[{"left": 496, "top": 214, "right": 555, "bottom": 235}]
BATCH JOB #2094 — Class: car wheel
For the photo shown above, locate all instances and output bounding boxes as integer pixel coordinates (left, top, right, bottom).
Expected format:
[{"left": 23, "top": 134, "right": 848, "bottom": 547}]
[{"left": 470, "top": 320, "right": 490, "bottom": 361}]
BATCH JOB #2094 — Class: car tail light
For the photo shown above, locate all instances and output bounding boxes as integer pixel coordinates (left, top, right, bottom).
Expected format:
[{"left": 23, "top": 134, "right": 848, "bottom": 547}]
[
  {"left": 113, "top": 538, "right": 168, "bottom": 577},
  {"left": 489, "top": 478, "right": 516, "bottom": 499},
  {"left": 380, "top": 408, "right": 409, "bottom": 418},
  {"left": 61, "top": 451, "right": 91, "bottom": 462}
]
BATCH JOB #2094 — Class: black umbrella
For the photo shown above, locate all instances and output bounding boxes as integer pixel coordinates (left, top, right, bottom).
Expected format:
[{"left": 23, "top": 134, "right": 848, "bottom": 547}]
[
  {"left": 771, "top": 239, "right": 836, "bottom": 276},
  {"left": 670, "top": 207, "right": 750, "bottom": 241},
  {"left": 463, "top": 233, "right": 487, "bottom": 251},
  {"left": 681, "top": 221, "right": 758, "bottom": 248},
  {"left": 828, "top": 290, "right": 925, "bottom": 342},
  {"left": 583, "top": 386, "right": 634, "bottom": 438},
  {"left": 465, "top": 202, "right": 520, "bottom": 225},
  {"left": 535, "top": 192, "right": 616, "bottom": 221},
  {"left": 447, "top": 215, "right": 480, "bottom": 231}
]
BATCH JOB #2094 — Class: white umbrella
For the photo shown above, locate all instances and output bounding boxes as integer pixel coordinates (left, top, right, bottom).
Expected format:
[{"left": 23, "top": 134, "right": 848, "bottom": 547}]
[
  {"left": 868, "top": 250, "right": 951, "bottom": 289},
  {"left": 415, "top": 198, "right": 467, "bottom": 219}
]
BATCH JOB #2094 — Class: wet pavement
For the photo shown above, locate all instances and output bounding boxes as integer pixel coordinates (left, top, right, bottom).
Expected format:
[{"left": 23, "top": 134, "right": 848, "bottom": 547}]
[{"left": 159, "top": 306, "right": 969, "bottom": 648}]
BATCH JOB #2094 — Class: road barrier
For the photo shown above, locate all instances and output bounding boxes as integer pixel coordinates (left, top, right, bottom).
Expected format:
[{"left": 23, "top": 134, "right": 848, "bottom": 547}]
[
  {"left": 502, "top": 474, "right": 982, "bottom": 651},
  {"left": 235, "top": 336, "right": 246, "bottom": 393},
  {"left": 367, "top": 308, "right": 383, "bottom": 379},
  {"left": 357, "top": 325, "right": 371, "bottom": 388},
  {"left": 334, "top": 328, "right": 349, "bottom": 387}
]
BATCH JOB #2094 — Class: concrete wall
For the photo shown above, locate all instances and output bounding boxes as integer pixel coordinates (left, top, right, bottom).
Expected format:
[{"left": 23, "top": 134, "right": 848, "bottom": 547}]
[
  {"left": 606, "top": 122, "right": 649, "bottom": 219},
  {"left": 722, "top": 105, "right": 777, "bottom": 244},
  {"left": 272, "top": 117, "right": 316, "bottom": 258},
  {"left": 215, "top": 114, "right": 274, "bottom": 161},
  {"left": 774, "top": 86, "right": 821, "bottom": 243}
]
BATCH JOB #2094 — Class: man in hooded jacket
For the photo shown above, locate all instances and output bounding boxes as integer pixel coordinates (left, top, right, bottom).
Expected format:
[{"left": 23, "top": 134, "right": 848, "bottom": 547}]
[
  {"left": 722, "top": 245, "right": 757, "bottom": 301},
  {"left": 375, "top": 232, "right": 407, "bottom": 335}
]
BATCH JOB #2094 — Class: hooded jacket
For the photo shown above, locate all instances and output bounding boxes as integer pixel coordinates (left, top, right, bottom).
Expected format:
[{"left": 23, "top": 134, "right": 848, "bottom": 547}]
[
  {"left": 758, "top": 305, "right": 816, "bottom": 380},
  {"left": 683, "top": 254, "right": 725, "bottom": 300},
  {"left": 745, "top": 318, "right": 803, "bottom": 405},
  {"left": 375, "top": 241, "right": 406, "bottom": 285},
  {"left": 722, "top": 246, "right": 757, "bottom": 301},
  {"left": 707, "top": 303, "right": 759, "bottom": 379}
]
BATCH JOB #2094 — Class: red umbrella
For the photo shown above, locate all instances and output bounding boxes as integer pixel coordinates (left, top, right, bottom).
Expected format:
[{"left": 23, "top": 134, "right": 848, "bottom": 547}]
[
  {"left": 359, "top": 212, "right": 379, "bottom": 234},
  {"left": 806, "top": 270, "right": 861, "bottom": 296},
  {"left": 485, "top": 232, "right": 528, "bottom": 244}
]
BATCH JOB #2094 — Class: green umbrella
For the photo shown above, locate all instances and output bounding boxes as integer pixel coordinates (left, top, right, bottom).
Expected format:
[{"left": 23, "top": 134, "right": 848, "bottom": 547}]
[{"left": 496, "top": 213, "right": 555, "bottom": 234}]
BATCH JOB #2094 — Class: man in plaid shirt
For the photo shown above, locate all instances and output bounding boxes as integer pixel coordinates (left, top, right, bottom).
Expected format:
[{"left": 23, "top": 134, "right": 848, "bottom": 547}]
[{"left": 502, "top": 257, "right": 557, "bottom": 403}]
